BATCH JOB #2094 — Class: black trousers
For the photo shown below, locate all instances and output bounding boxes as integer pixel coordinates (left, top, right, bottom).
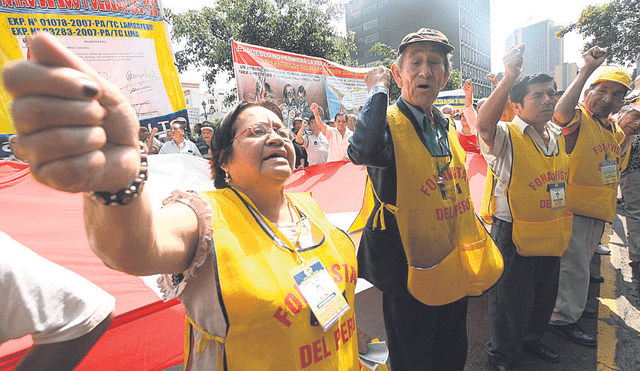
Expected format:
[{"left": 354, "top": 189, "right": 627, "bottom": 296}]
[
  {"left": 383, "top": 291, "right": 468, "bottom": 371},
  {"left": 486, "top": 218, "right": 561, "bottom": 366}
]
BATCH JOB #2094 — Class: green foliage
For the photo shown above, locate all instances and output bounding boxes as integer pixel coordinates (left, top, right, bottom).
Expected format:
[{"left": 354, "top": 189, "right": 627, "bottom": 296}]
[
  {"left": 166, "top": 0, "right": 356, "bottom": 93},
  {"left": 557, "top": 0, "right": 640, "bottom": 67},
  {"left": 444, "top": 69, "right": 462, "bottom": 91}
]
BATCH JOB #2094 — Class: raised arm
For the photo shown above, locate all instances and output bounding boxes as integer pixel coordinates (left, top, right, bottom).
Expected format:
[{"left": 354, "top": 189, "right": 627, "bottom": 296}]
[
  {"left": 4, "top": 32, "right": 198, "bottom": 276},
  {"left": 295, "top": 120, "right": 307, "bottom": 144},
  {"left": 486, "top": 73, "right": 499, "bottom": 88},
  {"left": 476, "top": 44, "right": 524, "bottom": 151},
  {"left": 462, "top": 78, "right": 477, "bottom": 134},
  {"left": 311, "top": 103, "right": 328, "bottom": 137},
  {"left": 347, "top": 66, "right": 394, "bottom": 168},
  {"left": 463, "top": 78, "right": 474, "bottom": 107},
  {"left": 146, "top": 127, "right": 158, "bottom": 154},
  {"left": 554, "top": 46, "right": 608, "bottom": 126}
]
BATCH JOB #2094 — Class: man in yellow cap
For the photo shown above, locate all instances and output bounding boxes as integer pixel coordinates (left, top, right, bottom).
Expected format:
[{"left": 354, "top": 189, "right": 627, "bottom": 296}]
[{"left": 549, "top": 46, "right": 631, "bottom": 346}]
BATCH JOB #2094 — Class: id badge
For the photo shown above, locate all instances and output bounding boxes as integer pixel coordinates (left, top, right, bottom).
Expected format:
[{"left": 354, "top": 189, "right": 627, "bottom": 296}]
[
  {"left": 548, "top": 182, "right": 566, "bottom": 210},
  {"left": 291, "top": 258, "right": 350, "bottom": 331},
  {"left": 600, "top": 160, "right": 618, "bottom": 185}
]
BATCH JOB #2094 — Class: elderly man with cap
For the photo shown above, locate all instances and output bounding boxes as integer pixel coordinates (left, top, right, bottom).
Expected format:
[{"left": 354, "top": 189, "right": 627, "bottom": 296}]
[
  {"left": 348, "top": 28, "right": 503, "bottom": 370},
  {"left": 159, "top": 117, "right": 202, "bottom": 157},
  {"left": 549, "top": 46, "right": 631, "bottom": 346},
  {"left": 195, "top": 123, "right": 214, "bottom": 158}
]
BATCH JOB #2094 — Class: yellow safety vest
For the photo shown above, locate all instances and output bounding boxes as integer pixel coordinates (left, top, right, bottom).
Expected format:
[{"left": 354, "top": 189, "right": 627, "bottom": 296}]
[
  {"left": 481, "top": 124, "right": 572, "bottom": 256},
  {"left": 189, "top": 188, "right": 359, "bottom": 371},
  {"left": 567, "top": 106, "right": 625, "bottom": 222},
  {"left": 352, "top": 106, "right": 503, "bottom": 306}
]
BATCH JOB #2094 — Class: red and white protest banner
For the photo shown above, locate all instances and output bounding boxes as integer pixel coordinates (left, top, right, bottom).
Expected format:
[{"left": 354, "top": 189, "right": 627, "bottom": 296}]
[{"left": 231, "top": 40, "right": 370, "bottom": 128}]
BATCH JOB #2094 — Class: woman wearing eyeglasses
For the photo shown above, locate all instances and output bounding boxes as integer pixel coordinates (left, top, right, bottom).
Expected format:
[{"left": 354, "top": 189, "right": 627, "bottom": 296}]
[{"left": 6, "top": 33, "right": 367, "bottom": 370}]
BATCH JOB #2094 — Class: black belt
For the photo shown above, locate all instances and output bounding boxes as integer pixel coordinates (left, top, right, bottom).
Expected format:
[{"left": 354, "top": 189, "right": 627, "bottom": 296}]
[{"left": 492, "top": 217, "right": 512, "bottom": 227}]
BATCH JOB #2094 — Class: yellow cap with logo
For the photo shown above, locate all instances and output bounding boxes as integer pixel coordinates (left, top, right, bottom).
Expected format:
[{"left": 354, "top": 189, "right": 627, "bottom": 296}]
[{"left": 592, "top": 67, "right": 632, "bottom": 90}]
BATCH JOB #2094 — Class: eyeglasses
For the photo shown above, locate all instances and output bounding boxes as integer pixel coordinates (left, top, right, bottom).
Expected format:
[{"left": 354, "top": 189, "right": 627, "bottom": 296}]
[{"left": 231, "top": 123, "right": 292, "bottom": 142}]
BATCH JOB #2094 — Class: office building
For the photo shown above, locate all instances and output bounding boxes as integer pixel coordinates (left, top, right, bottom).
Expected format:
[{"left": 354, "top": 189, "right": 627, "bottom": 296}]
[
  {"left": 554, "top": 62, "right": 578, "bottom": 91},
  {"left": 346, "top": 0, "right": 493, "bottom": 98},
  {"left": 506, "top": 20, "right": 563, "bottom": 77}
]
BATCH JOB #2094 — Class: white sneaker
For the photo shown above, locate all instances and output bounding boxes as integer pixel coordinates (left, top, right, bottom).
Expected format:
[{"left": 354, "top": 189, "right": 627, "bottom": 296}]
[{"left": 595, "top": 244, "right": 611, "bottom": 255}]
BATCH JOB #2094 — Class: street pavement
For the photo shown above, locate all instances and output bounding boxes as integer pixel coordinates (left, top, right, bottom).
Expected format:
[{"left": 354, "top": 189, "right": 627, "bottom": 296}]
[{"left": 165, "top": 204, "right": 640, "bottom": 371}]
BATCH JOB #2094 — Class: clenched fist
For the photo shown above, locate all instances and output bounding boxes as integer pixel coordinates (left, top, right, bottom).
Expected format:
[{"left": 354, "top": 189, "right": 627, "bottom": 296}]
[{"left": 3, "top": 32, "right": 140, "bottom": 193}]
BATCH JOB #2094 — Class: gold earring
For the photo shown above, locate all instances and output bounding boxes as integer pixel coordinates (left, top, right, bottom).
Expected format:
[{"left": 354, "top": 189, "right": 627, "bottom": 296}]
[{"left": 225, "top": 171, "right": 231, "bottom": 183}]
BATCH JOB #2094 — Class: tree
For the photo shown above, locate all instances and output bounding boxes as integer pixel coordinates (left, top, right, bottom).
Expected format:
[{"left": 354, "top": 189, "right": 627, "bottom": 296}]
[
  {"left": 166, "top": 0, "right": 355, "bottom": 93},
  {"left": 557, "top": 0, "right": 640, "bottom": 67},
  {"left": 444, "top": 70, "right": 462, "bottom": 91},
  {"left": 369, "top": 42, "right": 463, "bottom": 101}
]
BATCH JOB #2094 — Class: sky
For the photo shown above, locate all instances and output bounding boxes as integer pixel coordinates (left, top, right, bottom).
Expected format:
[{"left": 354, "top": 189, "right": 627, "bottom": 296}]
[{"left": 159, "top": 0, "right": 609, "bottom": 91}]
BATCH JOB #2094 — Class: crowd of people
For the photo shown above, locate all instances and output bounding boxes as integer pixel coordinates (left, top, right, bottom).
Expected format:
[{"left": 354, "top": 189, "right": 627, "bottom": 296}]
[{"left": 2, "top": 25, "right": 640, "bottom": 371}]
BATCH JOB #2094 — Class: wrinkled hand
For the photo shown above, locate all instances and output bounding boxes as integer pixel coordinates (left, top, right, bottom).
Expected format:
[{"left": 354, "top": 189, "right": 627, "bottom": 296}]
[
  {"left": 310, "top": 102, "right": 320, "bottom": 116},
  {"left": 357, "top": 327, "right": 371, "bottom": 355},
  {"left": 3, "top": 32, "right": 140, "bottom": 193},
  {"left": 486, "top": 73, "right": 499, "bottom": 87},
  {"left": 503, "top": 44, "right": 525, "bottom": 78},
  {"left": 583, "top": 46, "right": 608, "bottom": 70},
  {"left": 462, "top": 78, "right": 473, "bottom": 96},
  {"left": 364, "top": 66, "right": 391, "bottom": 90}
]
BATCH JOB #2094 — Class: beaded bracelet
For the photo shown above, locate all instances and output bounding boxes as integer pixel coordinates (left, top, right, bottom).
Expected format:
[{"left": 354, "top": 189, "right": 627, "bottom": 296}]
[{"left": 86, "top": 144, "right": 148, "bottom": 206}]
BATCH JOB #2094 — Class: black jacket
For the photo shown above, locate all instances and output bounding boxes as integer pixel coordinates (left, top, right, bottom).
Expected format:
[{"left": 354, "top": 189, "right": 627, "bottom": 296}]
[{"left": 347, "top": 93, "right": 451, "bottom": 299}]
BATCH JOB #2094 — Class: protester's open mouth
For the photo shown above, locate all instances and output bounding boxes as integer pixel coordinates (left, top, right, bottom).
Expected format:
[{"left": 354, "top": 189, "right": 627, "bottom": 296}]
[
  {"left": 418, "top": 84, "right": 430, "bottom": 90},
  {"left": 264, "top": 151, "right": 288, "bottom": 161}
]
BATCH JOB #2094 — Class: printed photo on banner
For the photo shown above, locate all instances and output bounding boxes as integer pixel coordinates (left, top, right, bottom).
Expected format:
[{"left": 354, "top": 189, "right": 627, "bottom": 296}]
[
  {"left": 232, "top": 40, "right": 370, "bottom": 128},
  {"left": 0, "top": 0, "right": 188, "bottom": 157}
]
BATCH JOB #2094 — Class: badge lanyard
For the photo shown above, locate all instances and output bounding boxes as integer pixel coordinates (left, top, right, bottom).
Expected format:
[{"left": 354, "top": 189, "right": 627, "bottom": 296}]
[
  {"left": 231, "top": 187, "right": 313, "bottom": 264},
  {"left": 597, "top": 116, "right": 620, "bottom": 185},
  {"left": 529, "top": 133, "right": 565, "bottom": 209},
  {"left": 230, "top": 187, "right": 348, "bottom": 331},
  {"left": 425, "top": 116, "right": 453, "bottom": 199}
]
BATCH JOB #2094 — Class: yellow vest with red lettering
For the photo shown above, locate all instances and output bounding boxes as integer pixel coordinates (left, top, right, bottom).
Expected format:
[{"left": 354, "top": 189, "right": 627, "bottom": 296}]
[
  {"left": 567, "top": 106, "right": 625, "bottom": 222},
  {"left": 195, "top": 188, "right": 359, "bottom": 371},
  {"left": 387, "top": 106, "right": 503, "bottom": 306},
  {"left": 504, "top": 124, "right": 572, "bottom": 256}
]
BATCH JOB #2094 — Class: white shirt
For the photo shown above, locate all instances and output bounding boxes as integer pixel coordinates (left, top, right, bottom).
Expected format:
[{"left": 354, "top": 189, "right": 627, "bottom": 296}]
[
  {"left": 301, "top": 132, "right": 329, "bottom": 165},
  {"left": 159, "top": 139, "right": 202, "bottom": 157},
  {"left": 326, "top": 127, "right": 353, "bottom": 162},
  {"left": 0, "top": 232, "right": 115, "bottom": 345},
  {"left": 479, "top": 116, "right": 563, "bottom": 222}
]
